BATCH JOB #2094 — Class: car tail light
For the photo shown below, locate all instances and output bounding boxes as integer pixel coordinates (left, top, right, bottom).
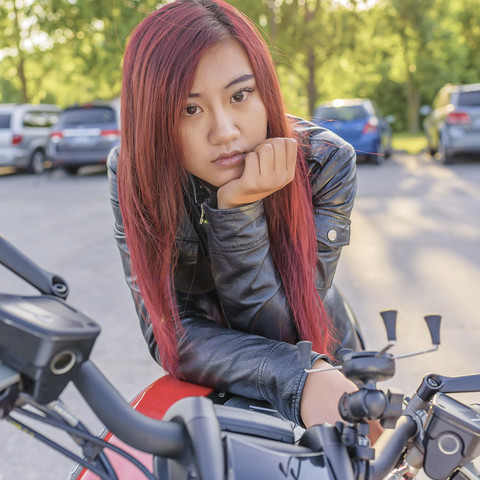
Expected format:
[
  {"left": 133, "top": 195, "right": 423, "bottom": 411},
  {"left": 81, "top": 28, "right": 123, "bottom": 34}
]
[
  {"left": 100, "top": 129, "right": 120, "bottom": 137},
  {"left": 446, "top": 111, "right": 471, "bottom": 124},
  {"left": 12, "top": 134, "right": 23, "bottom": 145},
  {"left": 362, "top": 120, "right": 378, "bottom": 134},
  {"left": 50, "top": 131, "right": 64, "bottom": 143}
]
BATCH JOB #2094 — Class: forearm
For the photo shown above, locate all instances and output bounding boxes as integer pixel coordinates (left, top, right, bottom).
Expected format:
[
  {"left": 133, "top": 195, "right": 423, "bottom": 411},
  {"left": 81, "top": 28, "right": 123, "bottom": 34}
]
[
  {"left": 203, "top": 199, "right": 297, "bottom": 342},
  {"left": 176, "top": 305, "right": 324, "bottom": 425}
]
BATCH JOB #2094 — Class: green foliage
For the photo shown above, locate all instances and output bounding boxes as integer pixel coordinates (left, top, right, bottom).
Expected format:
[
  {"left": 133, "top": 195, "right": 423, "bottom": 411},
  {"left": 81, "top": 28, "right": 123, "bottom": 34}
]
[
  {"left": 392, "top": 132, "right": 428, "bottom": 155},
  {"left": 1, "top": 0, "right": 479, "bottom": 132},
  {"left": 0, "top": 0, "right": 161, "bottom": 105}
]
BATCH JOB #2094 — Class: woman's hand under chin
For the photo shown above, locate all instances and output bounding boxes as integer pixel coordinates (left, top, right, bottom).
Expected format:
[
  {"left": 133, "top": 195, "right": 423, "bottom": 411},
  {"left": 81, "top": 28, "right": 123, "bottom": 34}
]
[{"left": 217, "top": 137, "right": 297, "bottom": 209}]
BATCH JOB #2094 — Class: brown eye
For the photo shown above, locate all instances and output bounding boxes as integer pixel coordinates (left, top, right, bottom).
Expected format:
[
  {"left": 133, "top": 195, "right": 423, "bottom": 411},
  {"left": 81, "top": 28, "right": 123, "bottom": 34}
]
[
  {"left": 185, "top": 105, "right": 200, "bottom": 116},
  {"left": 231, "top": 88, "right": 254, "bottom": 104},
  {"left": 232, "top": 91, "right": 246, "bottom": 102}
]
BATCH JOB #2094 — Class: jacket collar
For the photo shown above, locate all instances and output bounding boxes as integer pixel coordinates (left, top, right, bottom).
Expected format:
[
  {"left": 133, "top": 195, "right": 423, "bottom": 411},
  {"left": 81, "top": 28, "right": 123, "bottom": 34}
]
[{"left": 188, "top": 173, "right": 217, "bottom": 206}]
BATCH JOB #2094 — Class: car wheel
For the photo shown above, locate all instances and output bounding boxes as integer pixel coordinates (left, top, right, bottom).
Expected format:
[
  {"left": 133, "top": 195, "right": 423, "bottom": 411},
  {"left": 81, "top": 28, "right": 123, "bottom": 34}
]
[
  {"left": 384, "top": 141, "right": 392, "bottom": 159},
  {"left": 370, "top": 141, "right": 385, "bottom": 165},
  {"left": 28, "top": 149, "right": 47, "bottom": 174},
  {"left": 438, "top": 138, "right": 453, "bottom": 165},
  {"left": 64, "top": 166, "right": 80, "bottom": 175}
]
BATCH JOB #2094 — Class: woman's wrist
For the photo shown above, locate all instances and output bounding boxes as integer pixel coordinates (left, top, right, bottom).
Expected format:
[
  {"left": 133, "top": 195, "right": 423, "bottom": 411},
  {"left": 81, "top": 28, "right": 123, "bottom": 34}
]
[{"left": 300, "top": 358, "right": 357, "bottom": 428}]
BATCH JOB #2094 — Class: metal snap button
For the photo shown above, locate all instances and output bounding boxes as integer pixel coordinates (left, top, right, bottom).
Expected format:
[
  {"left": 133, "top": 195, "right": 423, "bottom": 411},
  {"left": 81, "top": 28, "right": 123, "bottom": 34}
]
[{"left": 327, "top": 229, "right": 338, "bottom": 242}]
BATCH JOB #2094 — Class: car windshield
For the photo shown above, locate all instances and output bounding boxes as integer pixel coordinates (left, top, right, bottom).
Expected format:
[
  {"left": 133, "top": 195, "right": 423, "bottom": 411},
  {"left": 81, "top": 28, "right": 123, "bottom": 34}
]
[
  {"left": 458, "top": 90, "right": 480, "bottom": 107},
  {"left": 314, "top": 105, "right": 369, "bottom": 122},
  {"left": 0, "top": 114, "right": 11, "bottom": 129},
  {"left": 58, "top": 107, "right": 116, "bottom": 127}
]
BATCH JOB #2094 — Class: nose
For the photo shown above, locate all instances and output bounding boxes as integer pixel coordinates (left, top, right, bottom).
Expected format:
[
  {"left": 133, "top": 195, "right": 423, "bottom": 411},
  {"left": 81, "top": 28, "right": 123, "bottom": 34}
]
[{"left": 208, "top": 107, "right": 239, "bottom": 146}]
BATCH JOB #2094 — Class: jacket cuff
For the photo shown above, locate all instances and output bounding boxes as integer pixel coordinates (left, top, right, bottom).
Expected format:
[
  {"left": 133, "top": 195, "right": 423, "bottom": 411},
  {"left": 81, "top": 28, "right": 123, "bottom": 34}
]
[
  {"left": 257, "top": 342, "right": 328, "bottom": 426},
  {"left": 203, "top": 200, "right": 268, "bottom": 252}
]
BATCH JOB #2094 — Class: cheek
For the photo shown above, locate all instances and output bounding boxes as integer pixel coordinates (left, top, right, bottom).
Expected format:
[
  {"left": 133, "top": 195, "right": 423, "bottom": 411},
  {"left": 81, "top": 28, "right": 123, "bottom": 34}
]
[
  {"left": 179, "top": 127, "right": 193, "bottom": 157},
  {"left": 254, "top": 106, "right": 268, "bottom": 141}
]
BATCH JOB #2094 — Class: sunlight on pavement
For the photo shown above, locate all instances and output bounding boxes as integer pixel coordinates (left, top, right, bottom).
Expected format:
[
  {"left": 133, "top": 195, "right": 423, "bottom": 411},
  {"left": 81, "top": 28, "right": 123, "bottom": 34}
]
[{"left": 0, "top": 167, "right": 16, "bottom": 176}]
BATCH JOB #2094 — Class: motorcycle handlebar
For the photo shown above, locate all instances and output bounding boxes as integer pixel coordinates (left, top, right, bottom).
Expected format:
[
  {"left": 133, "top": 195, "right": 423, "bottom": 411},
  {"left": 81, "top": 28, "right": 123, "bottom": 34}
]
[
  {"left": 74, "top": 361, "right": 185, "bottom": 458},
  {"left": 0, "top": 235, "right": 69, "bottom": 299},
  {"left": 370, "top": 415, "right": 419, "bottom": 480},
  {"left": 74, "top": 358, "right": 420, "bottom": 478}
]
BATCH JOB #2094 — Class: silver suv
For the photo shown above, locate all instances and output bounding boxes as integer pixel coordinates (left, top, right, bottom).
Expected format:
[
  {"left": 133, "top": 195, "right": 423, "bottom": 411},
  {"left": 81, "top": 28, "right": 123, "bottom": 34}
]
[
  {"left": 0, "top": 104, "right": 60, "bottom": 174},
  {"left": 424, "top": 83, "right": 480, "bottom": 164}
]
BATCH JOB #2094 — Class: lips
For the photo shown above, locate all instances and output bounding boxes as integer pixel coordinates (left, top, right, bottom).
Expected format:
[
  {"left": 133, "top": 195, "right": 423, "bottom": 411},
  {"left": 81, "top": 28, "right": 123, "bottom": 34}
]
[{"left": 213, "top": 151, "right": 246, "bottom": 168}]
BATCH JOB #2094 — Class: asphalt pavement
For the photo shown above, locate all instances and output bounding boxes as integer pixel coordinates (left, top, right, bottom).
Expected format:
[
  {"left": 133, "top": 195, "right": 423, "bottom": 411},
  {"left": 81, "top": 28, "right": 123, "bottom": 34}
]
[{"left": 0, "top": 152, "right": 479, "bottom": 479}]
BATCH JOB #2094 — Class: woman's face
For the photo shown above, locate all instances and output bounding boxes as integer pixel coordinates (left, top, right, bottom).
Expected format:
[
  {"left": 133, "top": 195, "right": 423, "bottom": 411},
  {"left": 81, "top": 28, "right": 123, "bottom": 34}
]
[{"left": 179, "top": 38, "right": 268, "bottom": 188}]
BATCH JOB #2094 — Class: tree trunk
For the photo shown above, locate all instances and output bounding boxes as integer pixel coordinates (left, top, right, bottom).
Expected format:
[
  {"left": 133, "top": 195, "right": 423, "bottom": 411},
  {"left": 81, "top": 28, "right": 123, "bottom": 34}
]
[
  {"left": 306, "top": 46, "right": 317, "bottom": 116},
  {"left": 12, "top": 1, "right": 29, "bottom": 103},
  {"left": 405, "top": 71, "right": 420, "bottom": 133},
  {"left": 305, "top": 0, "right": 320, "bottom": 117}
]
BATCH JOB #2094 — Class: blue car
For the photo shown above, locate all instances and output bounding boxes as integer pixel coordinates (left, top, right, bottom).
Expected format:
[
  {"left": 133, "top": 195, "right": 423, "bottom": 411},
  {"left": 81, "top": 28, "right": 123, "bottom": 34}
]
[{"left": 312, "top": 98, "right": 393, "bottom": 165}]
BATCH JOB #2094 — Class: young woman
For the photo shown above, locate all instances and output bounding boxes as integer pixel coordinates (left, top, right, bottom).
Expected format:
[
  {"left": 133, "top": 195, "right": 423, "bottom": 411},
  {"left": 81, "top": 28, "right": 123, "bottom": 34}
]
[{"left": 108, "top": 0, "right": 360, "bottom": 429}]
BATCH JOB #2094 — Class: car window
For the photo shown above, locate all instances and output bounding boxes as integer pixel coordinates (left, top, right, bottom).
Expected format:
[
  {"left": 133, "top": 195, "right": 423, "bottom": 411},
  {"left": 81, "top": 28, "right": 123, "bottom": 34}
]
[
  {"left": 23, "top": 111, "right": 59, "bottom": 128},
  {"left": 315, "top": 105, "right": 368, "bottom": 122},
  {"left": 0, "top": 114, "right": 11, "bottom": 129},
  {"left": 58, "top": 107, "right": 117, "bottom": 127},
  {"left": 458, "top": 90, "right": 480, "bottom": 107}
]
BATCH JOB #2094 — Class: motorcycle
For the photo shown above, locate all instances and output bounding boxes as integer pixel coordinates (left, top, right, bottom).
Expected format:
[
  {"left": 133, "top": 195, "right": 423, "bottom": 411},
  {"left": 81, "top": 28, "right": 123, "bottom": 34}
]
[{"left": 0, "top": 234, "right": 479, "bottom": 480}]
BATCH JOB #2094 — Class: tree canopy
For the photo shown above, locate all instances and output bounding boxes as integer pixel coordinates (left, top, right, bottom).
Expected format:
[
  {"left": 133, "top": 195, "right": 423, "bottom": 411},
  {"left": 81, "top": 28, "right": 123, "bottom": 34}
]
[{"left": 1, "top": 0, "right": 479, "bottom": 132}]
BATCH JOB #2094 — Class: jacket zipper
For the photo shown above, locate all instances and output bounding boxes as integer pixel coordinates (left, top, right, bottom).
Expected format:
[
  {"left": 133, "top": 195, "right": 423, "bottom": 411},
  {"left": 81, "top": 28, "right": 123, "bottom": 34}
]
[{"left": 199, "top": 202, "right": 207, "bottom": 224}]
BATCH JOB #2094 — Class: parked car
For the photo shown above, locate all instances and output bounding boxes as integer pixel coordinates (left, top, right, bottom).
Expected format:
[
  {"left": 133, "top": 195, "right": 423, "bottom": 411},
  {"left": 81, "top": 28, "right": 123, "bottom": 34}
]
[
  {"left": 312, "top": 98, "right": 393, "bottom": 164},
  {"left": 0, "top": 103, "right": 60, "bottom": 174},
  {"left": 423, "top": 83, "right": 480, "bottom": 164},
  {"left": 47, "top": 100, "right": 120, "bottom": 174}
]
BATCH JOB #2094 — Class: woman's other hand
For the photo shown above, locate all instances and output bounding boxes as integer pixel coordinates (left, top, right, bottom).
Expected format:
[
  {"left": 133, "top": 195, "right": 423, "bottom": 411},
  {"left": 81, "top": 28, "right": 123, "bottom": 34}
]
[
  {"left": 300, "top": 358, "right": 356, "bottom": 428},
  {"left": 217, "top": 137, "right": 297, "bottom": 209},
  {"left": 301, "top": 358, "right": 384, "bottom": 443}
]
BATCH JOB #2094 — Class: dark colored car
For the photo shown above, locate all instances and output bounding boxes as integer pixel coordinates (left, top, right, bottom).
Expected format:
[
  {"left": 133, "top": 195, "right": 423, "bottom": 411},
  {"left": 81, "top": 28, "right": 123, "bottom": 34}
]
[
  {"left": 312, "top": 98, "right": 393, "bottom": 164},
  {"left": 47, "top": 100, "right": 120, "bottom": 174},
  {"left": 423, "top": 83, "right": 480, "bottom": 164}
]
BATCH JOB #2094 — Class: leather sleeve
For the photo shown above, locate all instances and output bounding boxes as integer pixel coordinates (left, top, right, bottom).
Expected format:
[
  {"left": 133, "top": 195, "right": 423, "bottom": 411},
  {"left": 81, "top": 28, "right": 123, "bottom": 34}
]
[
  {"left": 303, "top": 122, "right": 357, "bottom": 298},
  {"left": 201, "top": 199, "right": 297, "bottom": 342},
  {"left": 175, "top": 289, "right": 326, "bottom": 424}
]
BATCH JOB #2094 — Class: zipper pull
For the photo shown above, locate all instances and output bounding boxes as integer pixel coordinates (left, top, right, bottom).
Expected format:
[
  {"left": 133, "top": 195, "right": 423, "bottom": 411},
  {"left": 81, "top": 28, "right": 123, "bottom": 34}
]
[{"left": 199, "top": 202, "right": 207, "bottom": 224}]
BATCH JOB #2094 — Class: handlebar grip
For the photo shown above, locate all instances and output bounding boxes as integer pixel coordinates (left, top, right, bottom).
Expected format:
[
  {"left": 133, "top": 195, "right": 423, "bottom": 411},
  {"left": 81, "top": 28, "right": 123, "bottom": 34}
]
[
  {"left": 370, "top": 415, "right": 418, "bottom": 480},
  {"left": 74, "top": 361, "right": 185, "bottom": 458}
]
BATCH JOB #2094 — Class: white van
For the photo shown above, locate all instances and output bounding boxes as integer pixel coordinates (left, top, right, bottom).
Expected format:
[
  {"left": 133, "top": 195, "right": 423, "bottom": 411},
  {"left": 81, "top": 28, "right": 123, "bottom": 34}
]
[{"left": 0, "top": 103, "right": 61, "bottom": 174}]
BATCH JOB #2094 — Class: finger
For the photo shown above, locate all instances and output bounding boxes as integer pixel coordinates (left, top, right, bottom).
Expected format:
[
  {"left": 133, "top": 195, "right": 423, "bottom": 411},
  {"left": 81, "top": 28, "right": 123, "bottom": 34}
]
[
  {"left": 255, "top": 142, "right": 275, "bottom": 176},
  {"left": 242, "top": 151, "right": 260, "bottom": 185},
  {"left": 262, "top": 138, "right": 287, "bottom": 172},
  {"left": 284, "top": 138, "right": 298, "bottom": 174}
]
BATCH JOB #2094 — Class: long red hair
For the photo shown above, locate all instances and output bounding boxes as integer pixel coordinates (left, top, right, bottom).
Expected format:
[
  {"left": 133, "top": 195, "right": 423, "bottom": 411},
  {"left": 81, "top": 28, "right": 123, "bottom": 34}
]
[{"left": 118, "top": 0, "right": 334, "bottom": 375}]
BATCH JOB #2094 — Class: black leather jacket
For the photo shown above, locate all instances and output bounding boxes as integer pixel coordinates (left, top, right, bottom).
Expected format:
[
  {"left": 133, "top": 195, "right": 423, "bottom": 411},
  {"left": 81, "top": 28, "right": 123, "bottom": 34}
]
[{"left": 107, "top": 117, "right": 357, "bottom": 425}]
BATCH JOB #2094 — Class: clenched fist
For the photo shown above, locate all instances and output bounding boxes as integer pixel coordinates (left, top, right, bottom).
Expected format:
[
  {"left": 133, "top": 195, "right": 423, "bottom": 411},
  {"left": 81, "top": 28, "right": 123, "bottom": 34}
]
[{"left": 217, "top": 137, "right": 297, "bottom": 209}]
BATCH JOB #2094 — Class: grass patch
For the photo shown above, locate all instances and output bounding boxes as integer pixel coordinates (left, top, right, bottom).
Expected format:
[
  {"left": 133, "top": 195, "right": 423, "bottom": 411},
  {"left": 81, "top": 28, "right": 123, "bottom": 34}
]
[{"left": 392, "top": 132, "right": 428, "bottom": 154}]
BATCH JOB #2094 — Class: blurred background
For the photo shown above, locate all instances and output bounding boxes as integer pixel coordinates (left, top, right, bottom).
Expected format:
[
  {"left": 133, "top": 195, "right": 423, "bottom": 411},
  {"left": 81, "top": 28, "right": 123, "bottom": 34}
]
[{"left": 1, "top": 0, "right": 479, "bottom": 136}]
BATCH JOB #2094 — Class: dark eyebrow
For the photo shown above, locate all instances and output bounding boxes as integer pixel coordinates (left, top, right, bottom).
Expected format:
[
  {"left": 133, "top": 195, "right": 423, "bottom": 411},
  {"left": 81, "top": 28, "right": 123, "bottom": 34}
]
[
  {"left": 225, "top": 74, "right": 255, "bottom": 89},
  {"left": 188, "top": 74, "right": 255, "bottom": 98}
]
